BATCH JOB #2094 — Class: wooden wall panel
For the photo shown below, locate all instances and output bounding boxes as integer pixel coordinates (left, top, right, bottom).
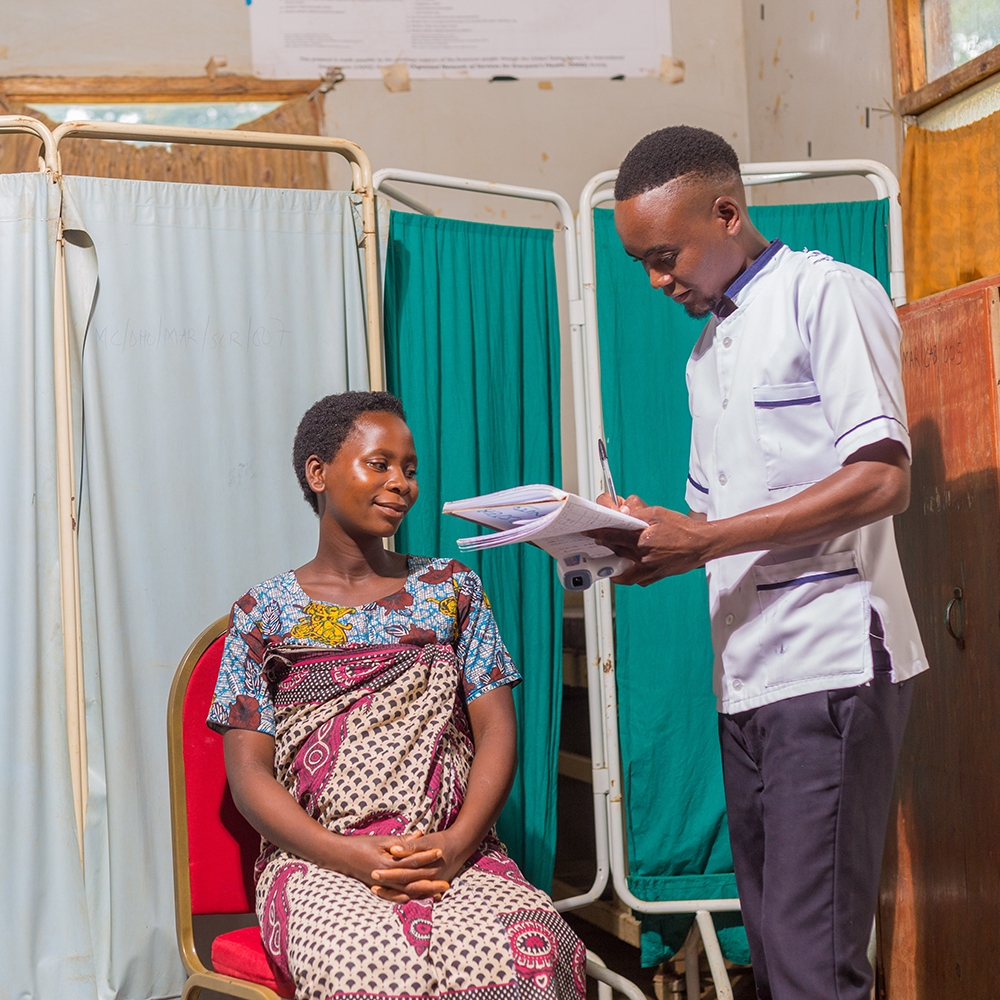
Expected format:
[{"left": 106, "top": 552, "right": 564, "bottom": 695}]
[
  {"left": 0, "top": 96, "right": 328, "bottom": 189},
  {"left": 879, "top": 276, "right": 1000, "bottom": 998}
]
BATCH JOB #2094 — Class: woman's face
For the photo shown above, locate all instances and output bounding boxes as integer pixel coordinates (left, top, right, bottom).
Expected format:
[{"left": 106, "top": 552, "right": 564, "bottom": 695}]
[{"left": 309, "top": 411, "right": 419, "bottom": 537}]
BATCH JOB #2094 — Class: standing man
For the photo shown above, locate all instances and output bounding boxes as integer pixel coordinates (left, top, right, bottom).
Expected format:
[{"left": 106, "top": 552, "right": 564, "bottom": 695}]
[{"left": 593, "top": 126, "right": 926, "bottom": 1000}]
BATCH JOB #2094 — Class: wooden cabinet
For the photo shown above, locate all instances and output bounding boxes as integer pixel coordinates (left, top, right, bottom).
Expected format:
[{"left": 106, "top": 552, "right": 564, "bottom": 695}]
[{"left": 878, "top": 275, "right": 1000, "bottom": 998}]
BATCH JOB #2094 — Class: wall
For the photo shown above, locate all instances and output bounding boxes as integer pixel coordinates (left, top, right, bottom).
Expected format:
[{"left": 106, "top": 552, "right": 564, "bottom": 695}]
[
  {"left": 314, "top": 5, "right": 750, "bottom": 489},
  {"left": 741, "top": 0, "right": 902, "bottom": 204},
  {"left": 6, "top": 0, "right": 751, "bottom": 492},
  {"left": 5, "top": 0, "right": 253, "bottom": 76},
  {"left": 319, "top": 4, "right": 750, "bottom": 220},
  {"left": 6, "top": 0, "right": 751, "bottom": 204}
]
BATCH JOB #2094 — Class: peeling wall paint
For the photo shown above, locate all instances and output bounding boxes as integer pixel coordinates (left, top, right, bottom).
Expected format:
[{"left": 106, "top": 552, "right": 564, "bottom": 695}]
[
  {"left": 310, "top": 4, "right": 751, "bottom": 222},
  {"left": 6, "top": 0, "right": 253, "bottom": 76},
  {"left": 742, "top": 0, "right": 901, "bottom": 205}
]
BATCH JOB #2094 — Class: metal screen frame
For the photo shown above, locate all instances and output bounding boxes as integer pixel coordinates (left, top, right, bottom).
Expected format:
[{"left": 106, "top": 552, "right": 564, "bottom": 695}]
[
  {"left": 0, "top": 114, "right": 383, "bottom": 860},
  {"left": 373, "top": 169, "right": 612, "bottom": 916},
  {"left": 51, "top": 120, "right": 384, "bottom": 384},
  {"left": 0, "top": 114, "right": 58, "bottom": 169},
  {"left": 375, "top": 164, "right": 645, "bottom": 1000}
]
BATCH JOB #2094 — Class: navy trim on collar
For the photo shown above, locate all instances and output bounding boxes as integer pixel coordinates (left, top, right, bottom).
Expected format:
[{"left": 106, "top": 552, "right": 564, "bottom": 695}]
[{"left": 716, "top": 238, "right": 784, "bottom": 312}]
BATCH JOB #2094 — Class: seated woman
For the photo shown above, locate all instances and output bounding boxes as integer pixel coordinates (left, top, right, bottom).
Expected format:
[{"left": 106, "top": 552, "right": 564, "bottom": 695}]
[{"left": 208, "top": 391, "right": 585, "bottom": 1000}]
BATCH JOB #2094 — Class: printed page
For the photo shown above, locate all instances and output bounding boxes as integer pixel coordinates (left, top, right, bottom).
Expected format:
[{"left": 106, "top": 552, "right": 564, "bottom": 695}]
[
  {"left": 250, "top": 0, "right": 672, "bottom": 81},
  {"left": 443, "top": 484, "right": 568, "bottom": 530},
  {"left": 453, "top": 489, "right": 645, "bottom": 552},
  {"left": 533, "top": 494, "right": 646, "bottom": 536},
  {"left": 455, "top": 505, "right": 565, "bottom": 548}
]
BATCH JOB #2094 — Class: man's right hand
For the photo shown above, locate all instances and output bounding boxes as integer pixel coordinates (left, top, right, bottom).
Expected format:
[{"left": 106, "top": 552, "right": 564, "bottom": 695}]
[
  {"left": 590, "top": 492, "right": 645, "bottom": 582},
  {"left": 595, "top": 491, "right": 631, "bottom": 514},
  {"left": 589, "top": 494, "right": 713, "bottom": 586}
]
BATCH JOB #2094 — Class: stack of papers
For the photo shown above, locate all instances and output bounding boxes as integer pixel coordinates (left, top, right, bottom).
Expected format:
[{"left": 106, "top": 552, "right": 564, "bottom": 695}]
[{"left": 443, "top": 484, "right": 647, "bottom": 560}]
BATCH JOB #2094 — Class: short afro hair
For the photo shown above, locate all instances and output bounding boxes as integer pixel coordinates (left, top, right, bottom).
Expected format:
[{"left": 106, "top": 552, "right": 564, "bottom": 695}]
[
  {"left": 614, "top": 126, "right": 741, "bottom": 202},
  {"left": 293, "top": 390, "right": 406, "bottom": 514}
]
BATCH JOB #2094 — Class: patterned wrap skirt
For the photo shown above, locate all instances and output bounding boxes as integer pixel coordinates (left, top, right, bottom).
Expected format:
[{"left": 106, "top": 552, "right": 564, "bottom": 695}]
[{"left": 256, "top": 641, "right": 586, "bottom": 1000}]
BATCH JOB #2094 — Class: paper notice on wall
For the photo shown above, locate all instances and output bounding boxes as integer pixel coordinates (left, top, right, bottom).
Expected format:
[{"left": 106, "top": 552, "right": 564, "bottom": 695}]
[{"left": 249, "top": 0, "right": 671, "bottom": 80}]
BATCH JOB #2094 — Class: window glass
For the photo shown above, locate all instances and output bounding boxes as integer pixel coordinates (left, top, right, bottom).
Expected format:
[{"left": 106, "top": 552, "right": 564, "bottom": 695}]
[
  {"left": 923, "top": 0, "right": 1000, "bottom": 81},
  {"left": 34, "top": 102, "right": 281, "bottom": 144}
]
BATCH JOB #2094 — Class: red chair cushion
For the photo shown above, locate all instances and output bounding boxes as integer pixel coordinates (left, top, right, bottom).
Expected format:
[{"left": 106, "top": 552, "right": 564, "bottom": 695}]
[
  {"left": 183, "top": 632, "right": 261, "bottom": 913},
  {"left": 212, "top": 926, "right": 296, "bottom": 998}
]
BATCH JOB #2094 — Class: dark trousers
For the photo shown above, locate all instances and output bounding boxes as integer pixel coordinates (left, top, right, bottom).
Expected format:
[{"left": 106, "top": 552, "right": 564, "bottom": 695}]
[{"left": 719, "top": 675, "right": 913, "bottom": 1000}]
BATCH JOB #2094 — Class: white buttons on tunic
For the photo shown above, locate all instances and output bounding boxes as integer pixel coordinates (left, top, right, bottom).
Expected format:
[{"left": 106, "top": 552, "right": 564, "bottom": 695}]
[
  {"left": 686, "top": 243, "right": 925, "bottom": 713},
  {"left": 725, "top": 613, "right": 735, "bottom": 626},
  {"left": 722, "top": 398, "right": 729, "bottom": 409}
]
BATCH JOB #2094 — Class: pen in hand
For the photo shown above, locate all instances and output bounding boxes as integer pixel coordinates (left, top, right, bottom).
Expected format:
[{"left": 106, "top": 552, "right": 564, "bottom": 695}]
[{"left": 598, "top": 438, "right": 621, "bottom": 511}]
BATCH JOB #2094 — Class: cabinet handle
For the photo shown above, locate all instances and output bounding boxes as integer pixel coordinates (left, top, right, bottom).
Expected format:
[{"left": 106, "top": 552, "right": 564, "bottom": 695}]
[{"left": 945, "top": 586, "right": 965, "bottom": 650}]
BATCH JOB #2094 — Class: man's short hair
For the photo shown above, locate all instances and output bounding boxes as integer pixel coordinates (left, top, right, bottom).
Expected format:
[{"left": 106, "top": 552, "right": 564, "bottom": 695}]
[
  {"left": 614, "top": 126, "right": 741, "bottom": 201},
  {"left": 292, "top": 390, "right": 406, "bottom": 514}
]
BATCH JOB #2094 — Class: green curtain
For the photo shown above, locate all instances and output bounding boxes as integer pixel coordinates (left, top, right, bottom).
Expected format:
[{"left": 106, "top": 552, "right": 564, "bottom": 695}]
[
  {"left": 596, "top": 198, "right": 891, "bottom": 966},
  {"left": 384, "top": 211, "right": 563, "bottom": 891},
  {"left": 750, "top": 198, "right": 891, "bottom": 295}
]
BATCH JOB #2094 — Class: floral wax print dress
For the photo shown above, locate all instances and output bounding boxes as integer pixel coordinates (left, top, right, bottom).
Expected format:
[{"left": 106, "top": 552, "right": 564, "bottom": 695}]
[{"left": 207, "top": 556, "right": 586, "bottom": 1000}]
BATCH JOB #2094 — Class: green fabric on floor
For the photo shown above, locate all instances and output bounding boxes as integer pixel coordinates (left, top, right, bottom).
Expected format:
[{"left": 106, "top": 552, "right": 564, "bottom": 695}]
[
  {"left": 384, "top": 211, "right": 564, "bottom": 892},
  {"left": 595, "top": 199, "right": 891, "bottom": 966}
]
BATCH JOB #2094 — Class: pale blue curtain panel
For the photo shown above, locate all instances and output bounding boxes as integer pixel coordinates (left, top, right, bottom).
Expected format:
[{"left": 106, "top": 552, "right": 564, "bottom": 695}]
[
  {"left": 24, "top": 176, "right": 371, "bottom": 1000},
  {"left": 0, "top": 173, "right": 98, "bottom": 1000}
]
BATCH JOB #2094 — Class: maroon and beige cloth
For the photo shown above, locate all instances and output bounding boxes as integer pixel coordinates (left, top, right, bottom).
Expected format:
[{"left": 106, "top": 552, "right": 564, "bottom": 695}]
[{"left": 255, "top": 641, "right": 585, "bottom": 1000}]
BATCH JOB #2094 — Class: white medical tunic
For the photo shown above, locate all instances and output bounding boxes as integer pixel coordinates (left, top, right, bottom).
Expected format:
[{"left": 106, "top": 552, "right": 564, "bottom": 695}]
[{"left": 683, "top": 241, "right": 927, "bottom": 714}]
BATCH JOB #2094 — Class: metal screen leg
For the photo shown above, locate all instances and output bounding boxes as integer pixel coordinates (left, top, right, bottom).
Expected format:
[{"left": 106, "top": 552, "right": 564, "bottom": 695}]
[
  {"left": 586, "top": 950, "right": 646, "bottom": 1000},
  {"left": 694, "top": 911, "right": 733, "bottom": 1000},
  {"left": 586, "top": 951, "right": 613, "bottom": 1000},
  {"left": 683, "top": 924, "right": 700, "bottom": 1000}
]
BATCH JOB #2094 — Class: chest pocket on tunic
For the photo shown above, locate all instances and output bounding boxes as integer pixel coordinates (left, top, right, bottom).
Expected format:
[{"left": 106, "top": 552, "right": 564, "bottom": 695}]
[{"left": 752, "top": 381, "right": 838, "bottom": 490}]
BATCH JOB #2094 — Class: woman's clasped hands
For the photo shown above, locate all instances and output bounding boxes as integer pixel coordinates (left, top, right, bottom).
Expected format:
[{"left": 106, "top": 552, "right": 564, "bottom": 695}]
[{"left": 349, "top": 830, "right": 466, "bottom": 903}]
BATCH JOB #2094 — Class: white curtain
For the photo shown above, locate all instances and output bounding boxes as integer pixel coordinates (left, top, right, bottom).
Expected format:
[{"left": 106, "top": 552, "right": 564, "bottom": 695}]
[
  {"left": 0, "top": 173, "right": 98, "bottom": 998},
  {"left": 60, "top": 176, "right": 374, "bottom": 1000}
]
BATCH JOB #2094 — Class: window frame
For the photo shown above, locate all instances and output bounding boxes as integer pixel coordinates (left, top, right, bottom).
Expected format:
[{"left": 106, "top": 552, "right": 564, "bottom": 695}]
[
  {"left": 891, "top": 0, "right": 1000, "bottom": 115},
  {"left": 0, "top": 75, "right": 314, "bottom": 105}
]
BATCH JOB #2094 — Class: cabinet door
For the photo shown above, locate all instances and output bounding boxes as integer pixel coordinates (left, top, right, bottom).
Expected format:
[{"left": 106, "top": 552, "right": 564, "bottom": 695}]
[{"left": 878, "top": 282, "right": 1000, "bottom": 998}]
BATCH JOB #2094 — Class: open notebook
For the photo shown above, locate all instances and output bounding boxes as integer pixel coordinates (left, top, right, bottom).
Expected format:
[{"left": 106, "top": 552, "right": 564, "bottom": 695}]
[{"left": 443, "top": 485, "right": 646, "bottom": 589}]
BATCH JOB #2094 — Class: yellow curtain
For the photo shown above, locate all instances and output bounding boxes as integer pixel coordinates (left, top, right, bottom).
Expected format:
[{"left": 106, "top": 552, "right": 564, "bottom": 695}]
[
  {"left": 902, "top": 108, "right": 1000, "bottom": 301},
  {"left": 0, "top": 95, "right": 327, "bottom": 188}
]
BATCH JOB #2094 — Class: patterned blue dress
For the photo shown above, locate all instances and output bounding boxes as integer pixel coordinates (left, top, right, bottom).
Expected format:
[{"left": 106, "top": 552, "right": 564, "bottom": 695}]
[
  {"left": 205, "top": 556, "right": 585, "bottom": 1000},
  {"left": 208, "top": 556, "right": 521, "bottom": 735}
]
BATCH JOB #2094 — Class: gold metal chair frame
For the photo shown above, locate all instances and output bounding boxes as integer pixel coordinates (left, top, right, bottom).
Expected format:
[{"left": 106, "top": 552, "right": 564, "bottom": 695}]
[{"left": 166, "top": 614, "right": 280, "bottom": 1000}]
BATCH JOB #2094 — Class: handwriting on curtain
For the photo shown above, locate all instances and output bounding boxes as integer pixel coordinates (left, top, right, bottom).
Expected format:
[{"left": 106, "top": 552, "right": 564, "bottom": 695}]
[{"left": 93, "top": 317, "right": 292, "bottom": 353}]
